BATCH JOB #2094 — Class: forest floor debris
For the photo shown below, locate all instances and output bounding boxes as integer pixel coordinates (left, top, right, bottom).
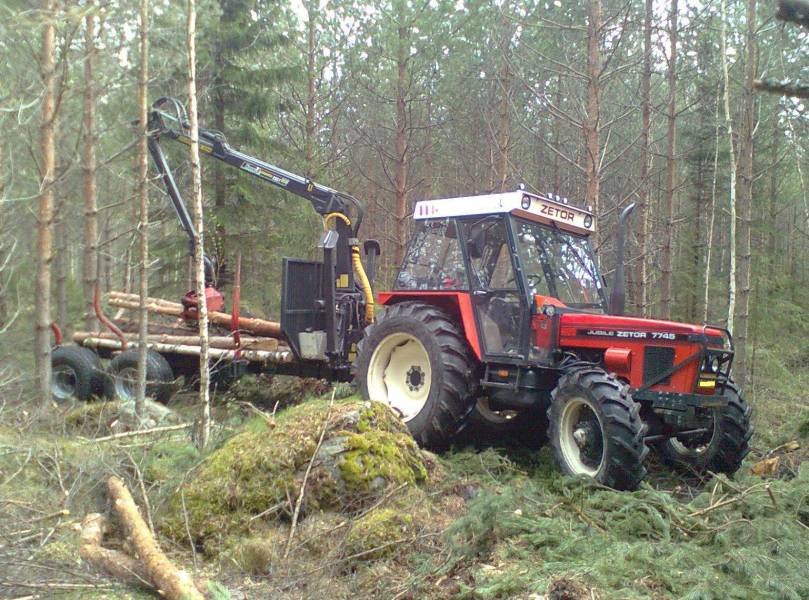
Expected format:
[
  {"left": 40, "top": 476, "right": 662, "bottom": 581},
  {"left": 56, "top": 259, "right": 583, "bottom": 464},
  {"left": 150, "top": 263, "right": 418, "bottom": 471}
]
[{"left": 1, "top": 371, "right": 809, "bottom": 599}]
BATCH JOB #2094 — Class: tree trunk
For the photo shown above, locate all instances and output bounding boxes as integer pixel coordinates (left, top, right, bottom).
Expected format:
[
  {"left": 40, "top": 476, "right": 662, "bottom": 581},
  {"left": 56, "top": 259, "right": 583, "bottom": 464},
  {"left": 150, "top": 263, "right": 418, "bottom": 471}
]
[
  {"left": 393, "top": 7, "right": 409, "bottom": 266},
  {"left": 55, "top": 193, "right": 68, "bottom": 335},
  {"left": 0, "top": 121, "right": 6, "bottom": 329},
  {"left": 703, "top": 87, "right": 721, "bottom": 323},
  {"left": 720, "top": 0, "right": 738, "bottom": 335},
  {"left": 187, "top": 0, "right": 211, "bottom": 450},
  {"left": 82, "top": 8, "right": 99, "bottom": 331},
  {"left": 637, "top": 0, "right": 653, "bottom": 317},
  {"left": 660, "top": 0, "right": 678, "bottom": 320},
  {"left": 35, "top": 0, "right": 57, "bottom": 404},
  {"left": 734, "top": 0, "right": 757, "bottom": 385},
  {"left": 305, "top": 0, "right": 317, "bottom": 179},
  {"left": 495, "top": 6, "right": 511, "bottom": 192},
  {"left": 135, "top": 0, "right": 150, "bottom": 419},
  {"left": 584, "top": 0, "right": 602, "bottom": 250}
]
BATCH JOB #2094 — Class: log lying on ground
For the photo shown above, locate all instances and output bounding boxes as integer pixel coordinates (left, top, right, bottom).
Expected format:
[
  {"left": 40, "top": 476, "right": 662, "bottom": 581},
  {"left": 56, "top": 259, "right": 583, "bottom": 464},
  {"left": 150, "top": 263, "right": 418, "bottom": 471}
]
[
  {"left": 79, "top": 513, "right": 152, "bottom": 588},
  {"left": 107, "top": 291, "right": 282, "bottom": 338},
  {"left": 107, "top": 476, "right": 206, "bottom": 600},
  {"left": 77, "top": 335, "right": 293, "bottom": 364},
  {"left": 73, "top": 330, "right": 280, "bottom": 351}
]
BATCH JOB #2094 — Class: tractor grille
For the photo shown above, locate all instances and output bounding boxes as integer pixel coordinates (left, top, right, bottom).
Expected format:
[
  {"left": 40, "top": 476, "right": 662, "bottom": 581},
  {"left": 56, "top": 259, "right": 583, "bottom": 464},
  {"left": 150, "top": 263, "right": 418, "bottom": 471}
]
[{"left": 643, "top": 346, "right": 675, "bottom": 385}]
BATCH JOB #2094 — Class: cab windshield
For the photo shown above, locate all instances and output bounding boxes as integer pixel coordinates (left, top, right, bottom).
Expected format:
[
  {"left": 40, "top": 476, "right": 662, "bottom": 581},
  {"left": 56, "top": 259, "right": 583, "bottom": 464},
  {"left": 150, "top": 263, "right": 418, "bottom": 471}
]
[{"left": 513, "top": 218, "right": 606, "bottom": 311}]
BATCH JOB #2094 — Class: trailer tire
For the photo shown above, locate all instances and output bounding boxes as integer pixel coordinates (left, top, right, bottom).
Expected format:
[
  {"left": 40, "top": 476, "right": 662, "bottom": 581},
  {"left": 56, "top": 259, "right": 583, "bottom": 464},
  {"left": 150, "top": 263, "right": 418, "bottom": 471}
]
[
  {"left": 106, "top": 349, "right": 175, "bottom": 404},
  {"left": 657, "top": 380, "right": 752, "bottom": 475},
  {"left": 355, "top": 301, "right": 478, "bottom": 449},
  {"left": 51, "top": 345, "right": 106, "bottom": 402},
  {"left": 549, "top": 367, "right": 648, "bottom": 490}
]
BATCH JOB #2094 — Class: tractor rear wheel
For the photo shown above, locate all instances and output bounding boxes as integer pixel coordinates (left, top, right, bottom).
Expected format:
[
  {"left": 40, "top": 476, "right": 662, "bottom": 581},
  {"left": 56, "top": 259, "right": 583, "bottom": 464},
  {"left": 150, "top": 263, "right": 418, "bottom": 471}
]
[
  {"left": 548, "top": 367, "right": 648, "bottom": 490},
  {"left": 657, "top": 380, "right": 752, "bottom": 475},
  {"left": 355, "top": 301, "right": 478, "bottom": 448}
]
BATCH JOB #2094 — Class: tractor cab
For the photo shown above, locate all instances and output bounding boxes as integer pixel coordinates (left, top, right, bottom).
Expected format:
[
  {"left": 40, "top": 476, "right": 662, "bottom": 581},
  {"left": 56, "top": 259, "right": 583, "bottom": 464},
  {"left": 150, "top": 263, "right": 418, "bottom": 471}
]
[{"left": 391, "top": 191, "right": 601, "bottom": 361}]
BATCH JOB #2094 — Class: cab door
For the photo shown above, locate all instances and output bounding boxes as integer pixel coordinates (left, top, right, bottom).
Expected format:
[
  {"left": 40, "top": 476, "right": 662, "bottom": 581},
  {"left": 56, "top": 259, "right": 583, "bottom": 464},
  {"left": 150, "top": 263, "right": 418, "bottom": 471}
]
[{"left": 460, "top": 215, "right": 529, "bottom": 360}]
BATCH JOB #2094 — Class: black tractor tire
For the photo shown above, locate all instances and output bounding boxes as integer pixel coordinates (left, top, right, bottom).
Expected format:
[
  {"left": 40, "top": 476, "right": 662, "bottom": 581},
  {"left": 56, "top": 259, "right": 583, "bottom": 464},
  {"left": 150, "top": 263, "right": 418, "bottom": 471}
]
[
  {"left": 51, "top": 345, "right": 106, "bottom": 402},
  {"left": 106, "top": 349, "right": 175, "bottom": 404},
  {"left": 460, "top": 397, "right": 549, "bottom": 449},
  {"left": 548, "top": 367, "right": 648, "bottom": 490},
  {"left": 355, "top": 301, "right": 478, "bottom": 448},
  {"left": 656, "top": 380, "right": 753, "bottom": 475}
]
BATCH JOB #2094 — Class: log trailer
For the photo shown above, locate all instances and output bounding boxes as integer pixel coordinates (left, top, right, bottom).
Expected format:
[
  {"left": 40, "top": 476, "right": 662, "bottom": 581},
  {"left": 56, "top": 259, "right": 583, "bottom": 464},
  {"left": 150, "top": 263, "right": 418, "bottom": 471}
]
[{"left": 51, "top": 98, "right": 752, "bottom": 490}]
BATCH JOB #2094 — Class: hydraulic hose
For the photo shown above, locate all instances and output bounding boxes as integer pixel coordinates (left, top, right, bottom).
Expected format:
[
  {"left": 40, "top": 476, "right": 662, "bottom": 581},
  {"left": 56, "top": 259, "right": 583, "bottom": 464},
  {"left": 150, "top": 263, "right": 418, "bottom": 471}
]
[{"left": 323, "top": 212, "right": 375, "bottom": 324}]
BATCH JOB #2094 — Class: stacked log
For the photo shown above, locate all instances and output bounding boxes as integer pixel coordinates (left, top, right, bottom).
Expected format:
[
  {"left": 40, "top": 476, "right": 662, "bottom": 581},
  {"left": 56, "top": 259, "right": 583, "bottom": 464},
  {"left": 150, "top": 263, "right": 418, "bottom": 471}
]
[
  {"left": 73, "top": 331, "right": 280, "bottom": 352},
  {"left": 106, "top": 291, "right": 282, "bottom": 338}
]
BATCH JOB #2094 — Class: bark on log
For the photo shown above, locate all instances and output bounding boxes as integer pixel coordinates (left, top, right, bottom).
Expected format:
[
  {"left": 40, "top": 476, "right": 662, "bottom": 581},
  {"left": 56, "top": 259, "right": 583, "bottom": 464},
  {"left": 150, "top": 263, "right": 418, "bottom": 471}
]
[
  {"left": 79, "top": 513, "right": 152, "bottom": 588},
  {"left": 77, "top": 336, "right": 293, "bottom": 363},
  {"left": 107, "top": 291, "right": 282, "bottom": 338},
  {"left": 73, "top": 330, "right": 279, "bottom": 351},
  {"left": 107, "top": 476, "right": 205, "bottom": 600}
]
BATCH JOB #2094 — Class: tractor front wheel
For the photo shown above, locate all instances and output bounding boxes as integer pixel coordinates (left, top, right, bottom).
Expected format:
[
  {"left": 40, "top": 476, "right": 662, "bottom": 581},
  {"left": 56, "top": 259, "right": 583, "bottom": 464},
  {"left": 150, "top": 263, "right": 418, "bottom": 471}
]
[
  {"left": 548, "top": 367, "right": 648, "bottom": 490},
  {"left": 355, "top": 301, "right": 478, "bottom": 448},
  {"left": 657, "top": 380, "right": 752, "bottom": 475}
]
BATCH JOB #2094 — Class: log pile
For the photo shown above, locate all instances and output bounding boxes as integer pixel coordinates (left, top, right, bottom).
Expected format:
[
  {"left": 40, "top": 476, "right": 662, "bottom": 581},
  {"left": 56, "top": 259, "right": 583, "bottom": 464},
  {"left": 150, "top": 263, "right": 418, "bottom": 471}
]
[{"left": 107, "top": 291, "right": 282, "bottom": 338}]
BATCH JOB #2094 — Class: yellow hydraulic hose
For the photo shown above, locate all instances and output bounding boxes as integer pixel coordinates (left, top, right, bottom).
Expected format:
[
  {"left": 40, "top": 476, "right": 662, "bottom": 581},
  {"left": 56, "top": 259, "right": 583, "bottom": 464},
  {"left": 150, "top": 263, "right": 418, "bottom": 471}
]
[{"left": 323, "top": 212, "right": 375, "bottom": 324}]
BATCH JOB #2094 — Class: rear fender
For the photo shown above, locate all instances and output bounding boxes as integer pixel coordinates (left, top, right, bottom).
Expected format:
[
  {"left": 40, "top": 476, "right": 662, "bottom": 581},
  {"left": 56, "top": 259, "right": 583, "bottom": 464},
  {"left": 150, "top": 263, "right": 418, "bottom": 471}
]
[{"left": 377, "top": 291, "right": 482, "bottom": 359}]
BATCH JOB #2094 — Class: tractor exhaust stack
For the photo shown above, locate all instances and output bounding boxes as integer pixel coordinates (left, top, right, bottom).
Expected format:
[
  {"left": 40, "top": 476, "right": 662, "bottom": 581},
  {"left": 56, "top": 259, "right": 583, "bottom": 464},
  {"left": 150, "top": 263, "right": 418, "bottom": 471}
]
[{"left": 608, "top": 202, "right": 636, "bottom": 316}]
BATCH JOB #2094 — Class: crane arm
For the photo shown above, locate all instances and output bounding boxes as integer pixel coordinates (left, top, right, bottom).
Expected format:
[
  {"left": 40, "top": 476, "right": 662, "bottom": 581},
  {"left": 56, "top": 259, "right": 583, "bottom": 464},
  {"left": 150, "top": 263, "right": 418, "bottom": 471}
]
[{"left": 146, "top": 97, "right": 363, "bottom": 237}]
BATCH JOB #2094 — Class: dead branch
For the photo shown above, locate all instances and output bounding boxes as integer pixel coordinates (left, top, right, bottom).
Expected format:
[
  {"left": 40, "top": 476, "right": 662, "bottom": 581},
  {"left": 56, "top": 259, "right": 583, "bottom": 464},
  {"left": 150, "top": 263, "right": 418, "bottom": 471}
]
[
  {"left": 284, "top": 388, "right": 336, "bottom": 559},
  {"left": 81, "top": 423, "right": 192, "bottom": 444}
]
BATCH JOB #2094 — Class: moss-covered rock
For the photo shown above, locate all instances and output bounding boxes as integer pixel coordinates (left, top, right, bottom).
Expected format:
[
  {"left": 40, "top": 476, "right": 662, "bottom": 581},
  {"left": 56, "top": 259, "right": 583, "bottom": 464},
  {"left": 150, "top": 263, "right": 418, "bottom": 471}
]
[
  {"left": 158, "top": 400, "right": 428, "bottom": 554},
  {"left": 63, "top": 401, "right": 121, "bottom": 434},
  {"left": 345, "top": 508, "right": 414, "bottom": 561}
]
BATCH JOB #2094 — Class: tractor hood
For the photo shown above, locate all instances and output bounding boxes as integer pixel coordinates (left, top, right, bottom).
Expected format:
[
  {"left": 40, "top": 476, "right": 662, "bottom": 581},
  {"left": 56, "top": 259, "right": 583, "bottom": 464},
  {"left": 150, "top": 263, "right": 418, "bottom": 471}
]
[{"left": 557, "top": 312, "right": 728, "bottom": 347}]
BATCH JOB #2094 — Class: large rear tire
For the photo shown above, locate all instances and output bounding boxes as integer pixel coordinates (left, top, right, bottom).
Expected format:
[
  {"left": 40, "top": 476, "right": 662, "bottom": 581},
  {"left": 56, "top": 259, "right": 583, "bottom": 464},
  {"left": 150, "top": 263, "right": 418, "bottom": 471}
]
[
  {"left": 657, "top": 380, "right": 752, "bottom": 475},
  {"left": 548, "top": 367, "right": 648, "bottom": 490},
  {"left": 355, "top": 301, "right": 478, "bottom": 448},
  {"left": 106, "top": 349, "right": 175, "bottom": 404},
  {"left": 51, "top": 345, "right": 106, "bottom": 402}
]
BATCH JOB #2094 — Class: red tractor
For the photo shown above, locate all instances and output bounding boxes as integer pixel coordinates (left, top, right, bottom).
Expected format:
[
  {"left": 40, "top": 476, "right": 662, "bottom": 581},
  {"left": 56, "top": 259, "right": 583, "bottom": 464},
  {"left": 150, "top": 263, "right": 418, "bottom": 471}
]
[{"left": 354, "top": 191, "right": 752, "bottom": 490}]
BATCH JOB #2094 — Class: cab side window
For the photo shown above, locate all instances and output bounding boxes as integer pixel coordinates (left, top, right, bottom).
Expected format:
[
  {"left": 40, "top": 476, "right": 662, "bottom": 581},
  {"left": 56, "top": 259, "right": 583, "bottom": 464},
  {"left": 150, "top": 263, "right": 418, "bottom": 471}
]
[
  {"left": 395, "top": 219, "right": 467, "bottom": 290},
  {"left": 463, "top": 216, "right": 516, "bottom": 290}
]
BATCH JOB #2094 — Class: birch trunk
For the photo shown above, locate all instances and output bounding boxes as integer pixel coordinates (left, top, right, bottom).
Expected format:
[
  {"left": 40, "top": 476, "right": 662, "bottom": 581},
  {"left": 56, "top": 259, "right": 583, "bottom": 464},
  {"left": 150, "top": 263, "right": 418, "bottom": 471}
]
[
  {"left": 637, "top": 0, "right": 653, "bottom": 316},
  {"left": 703, "top": 87, "right": 721, "bottom": 322},
  {"left": 720, "top": 0, "right": 738, "bottom": 334},
  {"left": 82, "top": 7, "right": 99, "bottom": 331},
  {"left": 584, "top": 0, "right": 602, "bottom": 250},
  {"left": 660, "top": 0, "right": 678, "bottom": 320},
  {"left": 187, "top": 0, "right": 211, "bottom": 450},
  {"left": 393, "top": 3, "right": 409, "bottom": 266},
  {"left": 135, "top": 0, "right": 150, "bottom": 419},
  {"left": 35, "top": 0, "right": 57, "bottom": 404}
]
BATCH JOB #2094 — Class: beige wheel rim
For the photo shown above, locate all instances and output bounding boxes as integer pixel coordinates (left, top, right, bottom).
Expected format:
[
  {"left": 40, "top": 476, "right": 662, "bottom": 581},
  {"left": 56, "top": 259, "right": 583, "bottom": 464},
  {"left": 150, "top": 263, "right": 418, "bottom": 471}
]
[
  {"left": 559, "top": 397, "right": 604, "bottom": 477},
  {"left": 367, "top": 332, "right": 432, "bottom": 421}
]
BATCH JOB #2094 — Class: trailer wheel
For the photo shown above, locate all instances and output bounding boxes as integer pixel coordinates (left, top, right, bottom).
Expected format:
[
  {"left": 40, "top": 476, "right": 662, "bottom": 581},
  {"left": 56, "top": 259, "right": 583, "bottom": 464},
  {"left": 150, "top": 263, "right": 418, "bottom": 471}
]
[
  {"left": 51, "top": 345, "right": 106, "bottom": 402},
  {"left": 657, "top": 380, "right": 752, "bottom": 475},
  {"left": 106, "top": 349, "right": 175, "bottom": 404},
  {"left": 355, "top": 301, "right": 478, "bottom": 448},
  {"left": 548, "top": 368, "right": 648, "bottom": 490}
]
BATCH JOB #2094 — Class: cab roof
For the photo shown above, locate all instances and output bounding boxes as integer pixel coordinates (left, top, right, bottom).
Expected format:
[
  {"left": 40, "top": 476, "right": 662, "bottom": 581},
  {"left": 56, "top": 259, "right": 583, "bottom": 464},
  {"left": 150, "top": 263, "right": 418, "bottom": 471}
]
[{"left": 412, "top": 191, "right": 595, "bottom": 236}]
